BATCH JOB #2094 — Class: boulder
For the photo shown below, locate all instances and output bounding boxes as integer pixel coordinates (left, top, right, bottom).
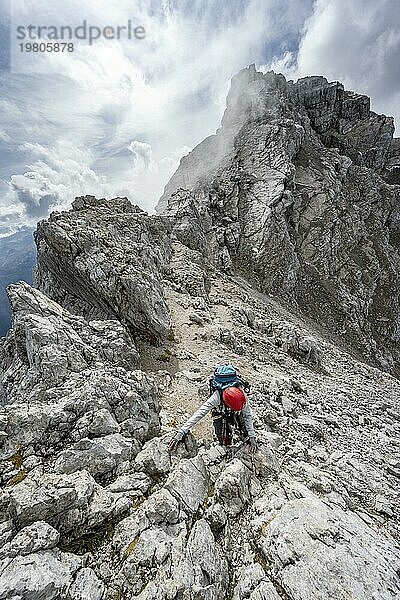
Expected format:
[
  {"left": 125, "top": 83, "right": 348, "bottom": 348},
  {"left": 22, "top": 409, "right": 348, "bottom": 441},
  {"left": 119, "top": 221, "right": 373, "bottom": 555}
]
[
  {"left": 256, "top": 494, "right": 400, "bottom": 599},
  {"left": 54, "top": 434, "right": 133, "bottom": 477},
  {"left": 3, "top": 469, "right": 128, "bottom": 534},
  {"left": 143, "top": 488, "right": 180, "bottom": 525},
  {"left": 0, "top": 549, "right": 81, "bottom": 600},
  {"left": 165, "top": 456, "right": 209, "bottom": 515},
  {"left": 0, "top": 521, "right": 59, "bottom": 559},
  {"left": 67, "top": 567, "right": 105, "bottom": 600},
  {"left": 215, "top": 458, "right": 252, "bottom": 517}
]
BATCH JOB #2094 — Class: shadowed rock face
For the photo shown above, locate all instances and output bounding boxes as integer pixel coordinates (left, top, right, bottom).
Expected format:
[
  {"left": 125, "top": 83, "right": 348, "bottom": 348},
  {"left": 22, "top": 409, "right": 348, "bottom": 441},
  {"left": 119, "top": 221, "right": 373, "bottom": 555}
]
[
  {"left": 35, "top": 195, "right": 173, "bottom": 343},
  {"left": 158, "top": 65, "right": 400, "bottom": 374},
  {"left": 0, "top": 68, "right": 400, "bottom": 600}
]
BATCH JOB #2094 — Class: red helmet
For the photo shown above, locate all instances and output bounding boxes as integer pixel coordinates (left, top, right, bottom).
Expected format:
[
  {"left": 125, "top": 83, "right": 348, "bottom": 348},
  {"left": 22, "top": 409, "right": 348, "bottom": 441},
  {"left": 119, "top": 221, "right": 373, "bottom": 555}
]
[{"left": 222, "top": 386, "right": 246, "bottom": 411}]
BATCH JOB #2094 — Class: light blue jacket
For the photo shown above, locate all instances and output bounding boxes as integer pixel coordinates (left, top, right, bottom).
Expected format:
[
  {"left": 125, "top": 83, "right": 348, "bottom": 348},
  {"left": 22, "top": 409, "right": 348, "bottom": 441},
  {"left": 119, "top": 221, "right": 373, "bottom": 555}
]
[{"left": 177, "top": 390, "right": 255, "bottom": 439}]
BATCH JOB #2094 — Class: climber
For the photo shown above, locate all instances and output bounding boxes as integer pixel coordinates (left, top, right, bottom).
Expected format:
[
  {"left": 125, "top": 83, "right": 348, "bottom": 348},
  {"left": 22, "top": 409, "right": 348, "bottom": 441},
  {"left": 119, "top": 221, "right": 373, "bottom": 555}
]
[{"left": 168, "top": 365, "right": 257, "bottom": 453}]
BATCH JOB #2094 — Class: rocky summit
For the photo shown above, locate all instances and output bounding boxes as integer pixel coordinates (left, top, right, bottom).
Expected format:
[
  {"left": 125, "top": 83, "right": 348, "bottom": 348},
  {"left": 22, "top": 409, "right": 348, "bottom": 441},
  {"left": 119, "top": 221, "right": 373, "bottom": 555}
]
[
  {"left": 159, "top": 65, "right": 400, "bottom": 377},
  {"left": 0, "top": 67, "right": 399, "bottom": 600}
]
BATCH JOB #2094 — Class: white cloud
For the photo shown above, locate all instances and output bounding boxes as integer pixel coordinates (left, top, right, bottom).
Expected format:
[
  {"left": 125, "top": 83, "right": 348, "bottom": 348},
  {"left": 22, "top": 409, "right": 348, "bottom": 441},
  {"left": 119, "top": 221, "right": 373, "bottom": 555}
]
[
  {"left": 128, "top": 141, "right": 152, "bottom": 171},
  {"left": 9, "top": 141, "right": 104, "bottom": 220},
  {"left": 1, "top": 0, "right": 398, "bottom": 236},
  {"left": 3, "top": 0, "right": 291, "bottom": 229},
  {"left": 267, "top": 0, "right": 400, "bottom": 130}
]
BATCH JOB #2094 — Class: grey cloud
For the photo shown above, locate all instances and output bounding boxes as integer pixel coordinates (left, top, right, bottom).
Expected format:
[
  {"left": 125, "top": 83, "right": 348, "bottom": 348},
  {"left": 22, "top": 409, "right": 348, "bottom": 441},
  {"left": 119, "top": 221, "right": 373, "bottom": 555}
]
[
  {"left": 2, "top": 0, "right": 398, "bottom": 237},
  {"left": 11, "top": 187, "right": 57, "bottom": 219}
]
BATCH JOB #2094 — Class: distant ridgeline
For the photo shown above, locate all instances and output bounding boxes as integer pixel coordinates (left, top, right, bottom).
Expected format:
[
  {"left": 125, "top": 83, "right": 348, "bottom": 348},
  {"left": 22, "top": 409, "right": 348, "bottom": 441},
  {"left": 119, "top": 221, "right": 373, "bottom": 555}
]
[{"left": 0, "top": 228, "right": 36, "bottom": 337}]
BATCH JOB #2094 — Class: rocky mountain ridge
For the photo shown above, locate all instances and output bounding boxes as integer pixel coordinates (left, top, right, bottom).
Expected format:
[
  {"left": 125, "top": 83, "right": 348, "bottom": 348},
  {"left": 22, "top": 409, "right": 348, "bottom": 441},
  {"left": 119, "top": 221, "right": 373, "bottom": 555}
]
[
  {"left": 159, "top": 65, "right": 400, "bottom": 377},
  {"left": 0, "top": 67, "right": 399, "bottom": 600}
]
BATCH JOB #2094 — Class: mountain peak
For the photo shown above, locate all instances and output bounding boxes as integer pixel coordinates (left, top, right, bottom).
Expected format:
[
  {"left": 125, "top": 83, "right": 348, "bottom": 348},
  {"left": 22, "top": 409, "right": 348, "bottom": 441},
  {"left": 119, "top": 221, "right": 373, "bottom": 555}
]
[
  {"left": 157, "top": 66, "right": 400, "bottom": 377},
  {"left": 1, "top": 67, "right": 400, "bottom": 599}
]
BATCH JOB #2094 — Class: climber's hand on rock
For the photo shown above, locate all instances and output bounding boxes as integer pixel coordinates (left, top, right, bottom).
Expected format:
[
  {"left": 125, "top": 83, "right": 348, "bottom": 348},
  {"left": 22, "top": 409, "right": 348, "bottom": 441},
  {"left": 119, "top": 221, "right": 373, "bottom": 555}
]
[
  {"left": 168, "top": 431, "right": 184, "bottom": 452},
  {"left": 248, "top": 437, "right": 258, "bottom": 454}
]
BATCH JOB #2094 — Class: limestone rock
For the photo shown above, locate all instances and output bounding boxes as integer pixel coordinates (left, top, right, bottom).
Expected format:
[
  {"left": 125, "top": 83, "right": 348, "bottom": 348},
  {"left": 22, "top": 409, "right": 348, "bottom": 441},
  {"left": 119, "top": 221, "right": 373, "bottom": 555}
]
[
  {"left": 134, "top": 435, "right": 173, "bottom": 477},
  {"left": 4, "top": 282, "right": 139, "bottom": 391},
  {"left": 0, "top": 549, "right": 81, "bottom": 600},
  {"left": 204, "top": 502, "right": 227, "bottom": 532},
  {"left": 256, "top": 493, "right": 400, "bottom": 599},
  {"left": 159, "top": 66, "right": 400, "bottom": 376},
  {"left": 54, "top": 433, "right": 133, "bottom": 478},
  {"left": 184, "top": 518, "right": 229, "bottom": 598},
  {"left": 0, "top": 521, "right": 59, "bottom": 559},
  {"left": 165, "top": 456, "right": 209, "bottom": 515},
  {"left": 143, "top": 488, "right": 180, "bottom": 525},
  {"left": 274, "top": 326, "right": 322, "bottom": 367},
  {"left": 232, "top": 564, "right": 282, "bottom": 600},
  {"left": 0, "top": 65, "right": 400, "bottom": 600},
  {"left": 3, "top": 469, "right": 128, "bottom": 534},
  {"left": 35, "top": 196, "right": 172, "bottom": 342},
  {"left": 215, "top": 458, "right": 252, "bottom": 516},
  {"left": 67, "top": 567, "right": 105, "bottom": 600},
  {"left": 106, "top": 472, "right": 151, "bottom": 495}
]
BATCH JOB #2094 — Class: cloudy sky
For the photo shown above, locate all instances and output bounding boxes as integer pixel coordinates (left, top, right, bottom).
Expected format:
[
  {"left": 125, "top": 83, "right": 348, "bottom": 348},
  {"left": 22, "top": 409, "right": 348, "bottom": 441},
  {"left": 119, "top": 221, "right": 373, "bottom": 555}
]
[{"left": 0, "top": 0, "right": 399, "bottom": 236}]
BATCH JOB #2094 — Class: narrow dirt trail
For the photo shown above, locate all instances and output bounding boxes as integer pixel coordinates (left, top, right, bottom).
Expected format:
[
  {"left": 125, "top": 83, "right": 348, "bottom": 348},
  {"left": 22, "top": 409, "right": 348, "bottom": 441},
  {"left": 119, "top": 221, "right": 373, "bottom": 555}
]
[
  {"left": 140, "top": 274, "right": 288, "bottom": 443},
  {"left": 138, "top": 267, "right": 400, "bottom": 547}
]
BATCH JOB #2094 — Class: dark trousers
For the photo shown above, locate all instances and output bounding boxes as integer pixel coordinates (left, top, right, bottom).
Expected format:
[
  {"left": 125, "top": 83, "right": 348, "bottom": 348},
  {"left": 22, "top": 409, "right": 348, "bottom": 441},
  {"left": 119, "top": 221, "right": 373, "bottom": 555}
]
[{"left": 213, "top": 412, "right": 247, "bottom": 446}]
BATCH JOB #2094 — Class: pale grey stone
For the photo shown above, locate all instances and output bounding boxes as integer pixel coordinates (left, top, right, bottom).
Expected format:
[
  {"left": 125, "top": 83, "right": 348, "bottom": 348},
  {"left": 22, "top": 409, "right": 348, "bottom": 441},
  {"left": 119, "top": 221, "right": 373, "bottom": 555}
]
[
  {"left": 0, "top": 549, "right": 81, "bottom": 600},
  {"left": 215, "top": 458, "right": 252, "bottom": 516},
  {"left": 256, "top": 494, "right": 400, "bottom": 599},
  {"left": 0, "top": 521, "right": 59, "bottom": 559},
  {"left": 184, "top": 519, "right": 229, "bottom": 599},
  {"left": 165, "top": 456, "right": 209, "bottom": 515},
  {"left": 106, "top": 472, "right": 151, "bottom": 495},
  {"left": 134, "top": 435, "right": 172, "bottom": 476},
  {"left": 143, "top": 488, "right": 180, "bottom": 524},
  {"left": 67, "top": 567, "right": 105, "bottom": 600},
  {"left": 54, "top": 434, "right": 133, "bottom": 477},
  {"left": 3, "top": 469, "right": 126, "bottom": 534},
  {"left": 0, "top": 520, "right": 14, "bottom": 550},
  {"left": 35, "top": 196, "right": 172, "bottom": 342},
  {"left": 204, "top": 502, "right": 227, "bottom": 531},
  {"left": 233, "top": 564, "right": 282, "bottom": 600},
  {"left": 70, "top": 408, "right": 121, "bottom": 441},
  {"left": 119, "top": 527, "right": 174, "bottom": 595}
]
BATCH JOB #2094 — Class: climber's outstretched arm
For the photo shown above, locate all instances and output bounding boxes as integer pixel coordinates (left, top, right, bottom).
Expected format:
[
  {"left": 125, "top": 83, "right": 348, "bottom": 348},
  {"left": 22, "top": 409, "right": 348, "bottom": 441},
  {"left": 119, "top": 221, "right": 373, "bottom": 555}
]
[{"left": 168, "top": 391, "right": 220, "bottom": 451}]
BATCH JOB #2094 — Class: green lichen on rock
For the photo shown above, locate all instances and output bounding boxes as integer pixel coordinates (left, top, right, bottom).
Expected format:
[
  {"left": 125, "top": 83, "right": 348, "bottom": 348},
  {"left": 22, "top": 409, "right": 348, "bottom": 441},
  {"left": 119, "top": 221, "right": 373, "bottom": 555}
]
[
  {"left": 157, "top": 348, "right": 172, "bottom": 362},
  {"left": 9, "top": 451, "right": 23, "bottom": 470},
  {"left": 131, "top": 496, "right": 145, "bottom": 510},
  {"left": 167, "top": 329, "right": 175, "bottom": 342},
  {"left": 6, "top": 469, "right": 27, "bottom": 486},
  {"left": 124, "top": 534, "right": 140, "bottom": 559},
  {"left": 109, "top": 589, "right": 124, "bottom": 600}
]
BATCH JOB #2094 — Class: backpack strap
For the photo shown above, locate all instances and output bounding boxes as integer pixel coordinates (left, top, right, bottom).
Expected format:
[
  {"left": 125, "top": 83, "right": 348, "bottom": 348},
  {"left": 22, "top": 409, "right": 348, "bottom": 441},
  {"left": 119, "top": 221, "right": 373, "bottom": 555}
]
[
  {"left": 209, "top": 376, "right": 215, "bottom": 396},
  {"left": 211, "top": 389, "right": 223, "bottom": 415},
  {"left": 238, "top": 376, "right": 250, "bottom": 393}
]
